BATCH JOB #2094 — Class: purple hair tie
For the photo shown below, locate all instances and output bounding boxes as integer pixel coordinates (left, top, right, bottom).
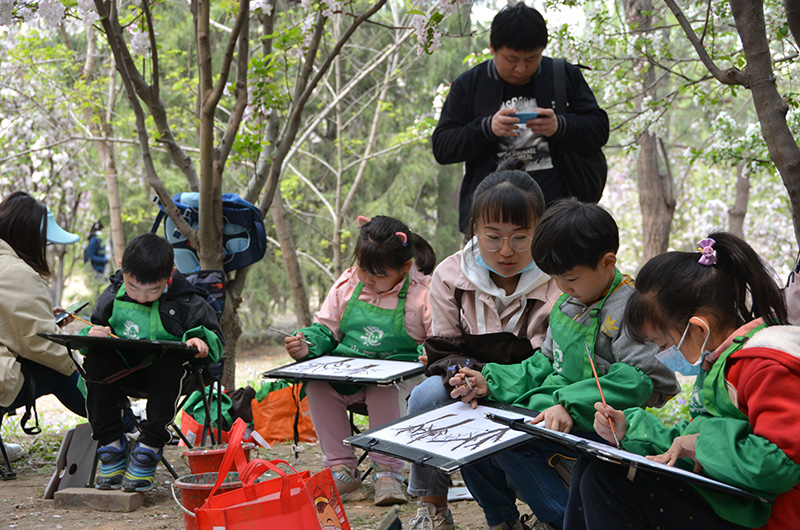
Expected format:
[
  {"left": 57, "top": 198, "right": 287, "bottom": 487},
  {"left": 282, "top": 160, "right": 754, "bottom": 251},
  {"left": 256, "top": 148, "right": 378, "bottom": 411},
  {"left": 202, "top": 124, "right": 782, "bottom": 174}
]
[{"left": 697, "top": 238, "right": 717, "bottom": 266}]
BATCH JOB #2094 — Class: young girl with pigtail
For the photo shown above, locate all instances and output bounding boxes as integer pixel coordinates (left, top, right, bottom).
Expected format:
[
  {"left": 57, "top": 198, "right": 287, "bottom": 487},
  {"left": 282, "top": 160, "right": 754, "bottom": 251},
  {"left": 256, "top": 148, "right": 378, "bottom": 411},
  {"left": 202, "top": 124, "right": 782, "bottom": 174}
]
[{"left": 284, "top": 215, "right": 436, "bottom": 506}]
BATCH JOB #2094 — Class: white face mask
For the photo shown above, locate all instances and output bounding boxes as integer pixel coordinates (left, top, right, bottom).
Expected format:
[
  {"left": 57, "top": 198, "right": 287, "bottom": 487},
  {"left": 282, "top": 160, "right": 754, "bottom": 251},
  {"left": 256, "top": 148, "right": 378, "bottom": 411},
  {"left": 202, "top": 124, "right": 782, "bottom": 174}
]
[{"left": 655, "top": 318, "right": 712, "bottom": 376}]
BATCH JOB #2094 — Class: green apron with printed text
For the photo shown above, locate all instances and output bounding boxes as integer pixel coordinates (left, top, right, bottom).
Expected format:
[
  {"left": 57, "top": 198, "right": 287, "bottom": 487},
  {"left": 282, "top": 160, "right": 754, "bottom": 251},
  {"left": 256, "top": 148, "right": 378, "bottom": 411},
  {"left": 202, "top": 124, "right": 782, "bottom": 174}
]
[
  {"left": 544, "top": 268, "right": 624, "bottom": 386},
  {"left": 108, "top": 285, "right": 182, "bottom": 366},
  {"left": 330, "top": 275, "right": 419, "bottom": 395},
  {"left": 332, "top": 275, "right": 419, "bottom": 362}
]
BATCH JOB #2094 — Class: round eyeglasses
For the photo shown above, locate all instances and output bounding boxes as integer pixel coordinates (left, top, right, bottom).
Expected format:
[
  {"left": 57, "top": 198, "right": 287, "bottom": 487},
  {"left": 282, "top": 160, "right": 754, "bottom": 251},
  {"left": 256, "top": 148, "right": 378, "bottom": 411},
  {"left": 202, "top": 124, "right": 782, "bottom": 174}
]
[{"left": 478, "top": 233, "right": 532, "bottom": 253}]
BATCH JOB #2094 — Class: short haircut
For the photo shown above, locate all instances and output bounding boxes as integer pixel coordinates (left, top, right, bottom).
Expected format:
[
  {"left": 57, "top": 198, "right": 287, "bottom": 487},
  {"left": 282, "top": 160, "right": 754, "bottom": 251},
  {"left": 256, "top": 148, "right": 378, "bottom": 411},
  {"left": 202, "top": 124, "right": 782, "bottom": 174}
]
[
  {"left": 467, "top": 160, "right": 546, "bottom": 240},
  {"left": 121, "top": 233, "right": 174, "bottom": 284},
  {"left": 531, "top": 198, "right": 619, "bottom": 275},
  {"left": 490, "top": 2, "right": 548, "bottom": 52}
]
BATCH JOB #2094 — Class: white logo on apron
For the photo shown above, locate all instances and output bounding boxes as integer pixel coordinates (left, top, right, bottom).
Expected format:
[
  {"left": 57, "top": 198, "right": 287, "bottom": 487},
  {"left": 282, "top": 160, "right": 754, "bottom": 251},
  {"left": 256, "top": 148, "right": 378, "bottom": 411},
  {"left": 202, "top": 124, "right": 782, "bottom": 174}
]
[
  {"left": 552, "top": 342, "right": 564, "bottom": 373},
  {"left": 122, "top": 320, "right": 140, "bottom": 339},
  {"left": 360, "top": 325, "right": 384, "bottom": 347}
]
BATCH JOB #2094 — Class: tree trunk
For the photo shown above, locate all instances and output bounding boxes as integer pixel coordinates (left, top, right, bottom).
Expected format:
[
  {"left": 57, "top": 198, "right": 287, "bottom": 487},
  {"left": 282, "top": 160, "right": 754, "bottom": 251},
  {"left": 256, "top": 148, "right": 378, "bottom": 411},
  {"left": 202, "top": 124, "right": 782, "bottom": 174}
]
[
  {"left": 729, "top": 0, "right": 800, "bottom": 244},
  {"left": 626, "top": 0, "right": 675, "bottom": 262},
  {"left": 728, "top": 162, "right": 750, "bottom": 238},
  {"left": 435, "top": 163, "right": 463, "bottom": 257},
  {"left": 272, "top": 190, "right": 312, "bottom": 327}
]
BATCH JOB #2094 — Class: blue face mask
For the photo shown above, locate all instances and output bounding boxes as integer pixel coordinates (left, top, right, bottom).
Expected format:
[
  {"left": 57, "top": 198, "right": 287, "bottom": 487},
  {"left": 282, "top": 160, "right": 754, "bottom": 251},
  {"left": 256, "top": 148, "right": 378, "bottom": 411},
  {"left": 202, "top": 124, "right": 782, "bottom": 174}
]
[
  {"left": 475, "top": 254, "right": 536, "bottom": 278},
  {"left": 655, "top": 318, "right": 711, "bottom": 376}
]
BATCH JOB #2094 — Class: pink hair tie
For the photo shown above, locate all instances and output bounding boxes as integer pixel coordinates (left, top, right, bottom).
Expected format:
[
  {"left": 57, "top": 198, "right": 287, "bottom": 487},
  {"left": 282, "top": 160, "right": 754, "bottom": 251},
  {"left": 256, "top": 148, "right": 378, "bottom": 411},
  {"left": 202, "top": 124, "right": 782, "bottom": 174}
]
[
  {"left": 395, "top": 232, "right": 408, "bottom": 246},
  {"left": 357, "top": 216, "right": 370, "bottom": 228},
  {"left": 697, "top": 237, "right": 717, "bottom": 266}
]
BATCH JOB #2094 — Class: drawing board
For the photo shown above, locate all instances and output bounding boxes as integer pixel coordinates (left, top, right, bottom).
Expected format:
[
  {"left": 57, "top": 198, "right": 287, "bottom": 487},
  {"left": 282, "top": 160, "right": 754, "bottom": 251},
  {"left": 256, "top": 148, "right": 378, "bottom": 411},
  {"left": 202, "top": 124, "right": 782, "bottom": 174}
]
[
  {"left": 39, "top": 333, "right": 198, "bottom": 356},
  {"left": 486, "top": 413, "right": 773, "bottom": 504},
  {"left": 262, "top": 356, "right": 424, "bottom": 386},
  {"left": 345, "top": 401, "right": 539, "bottom": 473}
]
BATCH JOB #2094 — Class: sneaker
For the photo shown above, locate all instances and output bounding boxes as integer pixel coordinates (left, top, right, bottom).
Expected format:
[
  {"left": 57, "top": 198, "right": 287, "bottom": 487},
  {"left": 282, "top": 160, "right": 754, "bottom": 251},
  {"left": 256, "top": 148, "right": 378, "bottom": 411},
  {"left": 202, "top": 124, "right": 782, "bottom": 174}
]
[
  {"left": 96, "top": 438, "right": 128, "bottom": 490},
  {"left": 2, "top": 442, "right": 24, "bottom": 463},
  {"left": 489, "top": 520, "right": 529, "bottom": 530},
  {"left": 408, "top": 501, "right": 455, "bottom": 530},
  {"left": 330, "top": 465, "right": 364, "bottom": 501},
  {"left": 121, "top": 443, "right": 161, "bottom": 492},
  {"left": 372, "top": 466, "right": 407, "bottom": 506}
]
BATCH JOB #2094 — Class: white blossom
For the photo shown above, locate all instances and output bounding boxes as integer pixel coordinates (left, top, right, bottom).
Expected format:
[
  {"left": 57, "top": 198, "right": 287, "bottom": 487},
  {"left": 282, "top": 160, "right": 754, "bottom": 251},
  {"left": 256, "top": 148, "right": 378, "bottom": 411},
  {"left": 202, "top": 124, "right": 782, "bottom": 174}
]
[
  {"left": 39, "top": 0, "right": 66, "bottom": 28},
  {"left": 128, "top": 27, "right": 151, "bottom": 56},
  {"left": 252, "top": 0, "right": 272, "bottom": 16},
  {"left": 77, "top": 0, "right": 100, "bottom": 26}
]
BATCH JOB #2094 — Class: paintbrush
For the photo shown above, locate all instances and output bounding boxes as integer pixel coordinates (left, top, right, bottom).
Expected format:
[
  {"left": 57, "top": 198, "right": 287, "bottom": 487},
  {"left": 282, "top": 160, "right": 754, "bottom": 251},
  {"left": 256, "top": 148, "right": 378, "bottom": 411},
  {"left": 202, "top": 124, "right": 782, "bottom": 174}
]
[
  {"left": 70, "top": 313, "right": 119, "bottom": 339},
  {"left": 585, "top": 342, "right": 621, "bottom": 449},
  {"left": 268, "top": 326, "right": 315, "bottom": 346},
  {"left": 456, "top": 363, "right": 474, "bottom": 391}
]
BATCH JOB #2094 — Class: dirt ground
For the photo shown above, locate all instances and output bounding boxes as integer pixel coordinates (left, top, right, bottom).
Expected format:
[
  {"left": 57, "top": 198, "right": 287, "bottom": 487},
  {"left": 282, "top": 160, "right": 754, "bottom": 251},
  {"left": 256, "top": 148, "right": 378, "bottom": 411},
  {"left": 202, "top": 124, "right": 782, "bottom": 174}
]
[{"left": 0, "top": 339, "right": 511, "bottom": 530}]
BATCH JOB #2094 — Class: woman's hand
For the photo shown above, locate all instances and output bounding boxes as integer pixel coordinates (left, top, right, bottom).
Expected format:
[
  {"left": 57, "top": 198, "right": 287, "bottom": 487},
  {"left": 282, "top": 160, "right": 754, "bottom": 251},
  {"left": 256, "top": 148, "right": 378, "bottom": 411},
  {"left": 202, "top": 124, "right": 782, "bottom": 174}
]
[
  {"left": 87, "top": 326, "right": 112, "bottom": 338},
  {"left": 593, "top": 402, "right": 628, "bottom": 444},
  {"left": 53, "top": 307, "right": 73, "bottom": 327},
  {"left": 449, "top": 367, "right": 487, "bottom": 409},
  {"left": 647, "top": 434, "right": 702, "bottom": 472},
  {"left": 285, "top": 333, "right": 309, "bottom": 360},
  {"left": 186, "top": 337, "right": 209, "bottom": 359},
  {"left": 531, "top": 404, "right": 573, "bottom": 433},
  {"left": 418, "top": 348, "right": 428, "bottom": 366}
]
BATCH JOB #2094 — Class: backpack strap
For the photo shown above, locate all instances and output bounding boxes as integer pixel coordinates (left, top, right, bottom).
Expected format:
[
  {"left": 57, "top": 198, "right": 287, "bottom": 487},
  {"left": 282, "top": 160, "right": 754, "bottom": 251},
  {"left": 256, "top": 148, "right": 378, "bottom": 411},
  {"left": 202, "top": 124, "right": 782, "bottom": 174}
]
[{"left": 553, "top": 57, "right": 567, "bottom": 115}]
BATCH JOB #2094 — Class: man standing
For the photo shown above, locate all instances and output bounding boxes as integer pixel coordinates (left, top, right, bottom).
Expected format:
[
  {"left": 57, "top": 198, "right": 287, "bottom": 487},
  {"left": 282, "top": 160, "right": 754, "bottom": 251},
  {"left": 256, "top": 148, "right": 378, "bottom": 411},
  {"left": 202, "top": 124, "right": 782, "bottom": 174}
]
[{"left": 433, "top": 3, "right": 609, "bottom": 232}]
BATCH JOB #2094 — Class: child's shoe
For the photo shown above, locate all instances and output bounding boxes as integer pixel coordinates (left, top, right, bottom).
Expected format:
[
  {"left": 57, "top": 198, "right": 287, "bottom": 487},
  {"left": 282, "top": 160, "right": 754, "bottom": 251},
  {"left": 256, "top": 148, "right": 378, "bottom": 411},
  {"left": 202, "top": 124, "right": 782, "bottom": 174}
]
[
  {"left": 330, "top": 464, "right": 364, "bottom": 501},
  {"left": 2, "top": 442, "right": 24, "bottom": 463},
  {"left": 372, "top": 465, "right": 407, "bottom": 506},
  {"left": 95, "top": 437, "right": 127, "bottom": 490},
  {"left": 121, "top": 443, "right": 161, "bottom": 492},
  {"left": 408, "top": 501, "right": 455, "bottom": 530}
]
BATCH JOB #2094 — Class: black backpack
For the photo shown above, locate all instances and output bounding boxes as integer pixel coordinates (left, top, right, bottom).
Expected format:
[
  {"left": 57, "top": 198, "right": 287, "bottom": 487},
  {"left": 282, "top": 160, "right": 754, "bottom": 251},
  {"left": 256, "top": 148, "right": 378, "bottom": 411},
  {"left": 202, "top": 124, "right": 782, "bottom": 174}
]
[{"left": 553, "top": 57, "right": 607, "bottom": 203}]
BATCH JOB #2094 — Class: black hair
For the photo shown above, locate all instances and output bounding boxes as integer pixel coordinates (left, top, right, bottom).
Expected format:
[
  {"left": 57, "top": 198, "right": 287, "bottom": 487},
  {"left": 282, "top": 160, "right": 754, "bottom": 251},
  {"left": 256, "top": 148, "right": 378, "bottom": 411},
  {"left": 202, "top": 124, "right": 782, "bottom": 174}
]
[
  {"left": 352, "top": 215, "right": 436, "bottom": 276},
  {"left": 531, "top": 198, "right": 619, "bottom": 275},
  {"left": 490, "top": 2, "right": 548, "bottom": 52},
  {"left": 625, "top": 232, "right": 787, "bottom": 343},
  {"left": 0, "top": 191, "right": 50, "bottom": 276},
  {"left": 121, "top": 233, "right": 175, "bottom": 284},
  {"left": 467, "top": 158, "right": 545, "bottom": 240}
]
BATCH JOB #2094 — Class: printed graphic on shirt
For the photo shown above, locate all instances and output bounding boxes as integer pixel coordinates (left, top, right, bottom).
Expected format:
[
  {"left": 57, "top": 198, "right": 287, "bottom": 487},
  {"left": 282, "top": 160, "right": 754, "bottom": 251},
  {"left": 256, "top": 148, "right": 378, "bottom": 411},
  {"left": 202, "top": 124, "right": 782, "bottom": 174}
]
[
  {"left": 361, "top": 325, "right": 384, "bottom": 347},
  {"left": 552, "top": 341, "right": 565, "bottom": 373},
  {"left": 688, "top": 384, "right": 707, "bottom": 416},
  {"left": 122, "top": 320, "right": 140, "bottom": 339},
  {"left": 497, "top": 96, "right": 553, "bottom": 172},
  {"left": 601, "top": 316, "right": 619, "bottom": 336}
]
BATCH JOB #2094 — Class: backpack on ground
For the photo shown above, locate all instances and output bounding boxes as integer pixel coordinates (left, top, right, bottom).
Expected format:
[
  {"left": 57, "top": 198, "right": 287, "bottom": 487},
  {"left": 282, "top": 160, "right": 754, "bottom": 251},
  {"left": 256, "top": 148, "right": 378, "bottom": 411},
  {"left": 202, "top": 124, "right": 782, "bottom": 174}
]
[{"left": 152, "top": 193, "right": 267, "bottom": 273}]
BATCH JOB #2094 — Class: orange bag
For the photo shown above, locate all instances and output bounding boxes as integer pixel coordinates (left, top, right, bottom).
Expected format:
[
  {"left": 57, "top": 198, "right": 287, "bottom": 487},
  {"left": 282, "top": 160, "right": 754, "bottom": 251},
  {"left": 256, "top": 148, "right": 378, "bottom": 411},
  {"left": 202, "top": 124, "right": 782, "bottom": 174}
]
[
  {"left": 195, "top": 418, "right": 350, "bottom": 530},
  {"left": 251, "top": 382, "right": 317, "bottom": 446},
  {"left": 178, "top": 409, "right": 230, "bottom": 447}
]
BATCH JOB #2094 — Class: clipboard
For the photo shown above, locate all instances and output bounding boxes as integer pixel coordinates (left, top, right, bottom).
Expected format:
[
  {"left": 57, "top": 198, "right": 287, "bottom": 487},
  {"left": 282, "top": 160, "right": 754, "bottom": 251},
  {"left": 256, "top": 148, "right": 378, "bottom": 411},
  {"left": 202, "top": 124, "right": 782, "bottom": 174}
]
[
  {"left": 262, "top": 355, "right": 424, "bottom": 386},
  {"left": 38, "top": 333, "right": 197, "bottom": 357},
  {"left": 345, "top": 401, "right": 540, "bottom": 473},
  {"left": 485, "top": 413, "right": 773, "bottom": 504}
]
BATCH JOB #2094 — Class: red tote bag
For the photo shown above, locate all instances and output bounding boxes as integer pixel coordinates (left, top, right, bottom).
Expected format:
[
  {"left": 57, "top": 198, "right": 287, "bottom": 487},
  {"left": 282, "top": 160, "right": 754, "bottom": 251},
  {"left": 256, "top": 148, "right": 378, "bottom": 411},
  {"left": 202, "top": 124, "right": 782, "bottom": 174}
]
[{"left": 195, "top": 418, "right": 350, "bottom": 530}]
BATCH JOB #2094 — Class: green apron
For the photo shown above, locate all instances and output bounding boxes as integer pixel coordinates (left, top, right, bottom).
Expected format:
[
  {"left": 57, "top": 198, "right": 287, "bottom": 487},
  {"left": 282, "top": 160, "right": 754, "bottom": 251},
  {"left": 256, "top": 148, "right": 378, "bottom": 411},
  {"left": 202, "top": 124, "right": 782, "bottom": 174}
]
[
  {"left": 331, "top": 274, "right": 419, "bottom": 362},
  {"left": 108, "top": 285, "right": 182, "bottom": 367},
  {"left": 544, "top": 268, "right": 624, "bottom": 386},
  {"left": 330, "top": 275, "right": 419, "bottom": 395}
]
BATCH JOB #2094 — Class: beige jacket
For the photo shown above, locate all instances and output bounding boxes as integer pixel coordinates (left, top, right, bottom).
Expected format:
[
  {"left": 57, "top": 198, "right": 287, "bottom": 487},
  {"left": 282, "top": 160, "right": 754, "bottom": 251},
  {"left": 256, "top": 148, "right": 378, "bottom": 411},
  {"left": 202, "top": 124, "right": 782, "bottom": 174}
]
[
  {"left": 429, "top": 241, "right": 562, "bottom": 350},
  {"left": 0, "top": 239, "right": 75, "bottom": 407}
]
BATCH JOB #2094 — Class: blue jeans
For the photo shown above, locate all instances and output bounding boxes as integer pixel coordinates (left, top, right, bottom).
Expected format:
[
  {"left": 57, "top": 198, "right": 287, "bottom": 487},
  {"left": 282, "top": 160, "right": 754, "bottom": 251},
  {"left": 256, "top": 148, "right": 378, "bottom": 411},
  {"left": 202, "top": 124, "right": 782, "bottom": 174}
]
[
  {"left": 461, "top": 435, "right": 571, "bottom": 528},
  {"left": 9, "top": 364, "right": 86, "bottom": 417},
  {"left": 406, "top": 376, "right": 453, "bottom": 497}
]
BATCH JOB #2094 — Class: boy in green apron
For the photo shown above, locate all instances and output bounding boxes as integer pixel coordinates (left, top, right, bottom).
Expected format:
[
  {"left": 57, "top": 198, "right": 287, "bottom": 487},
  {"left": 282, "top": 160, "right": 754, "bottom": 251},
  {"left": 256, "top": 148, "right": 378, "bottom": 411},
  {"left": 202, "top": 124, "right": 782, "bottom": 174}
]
[
  {"left": 82, "top": 234, "right": 223, "bottom": 492},
  {"left": 451, "top": 199, "right": 680, "bottom": 530}
]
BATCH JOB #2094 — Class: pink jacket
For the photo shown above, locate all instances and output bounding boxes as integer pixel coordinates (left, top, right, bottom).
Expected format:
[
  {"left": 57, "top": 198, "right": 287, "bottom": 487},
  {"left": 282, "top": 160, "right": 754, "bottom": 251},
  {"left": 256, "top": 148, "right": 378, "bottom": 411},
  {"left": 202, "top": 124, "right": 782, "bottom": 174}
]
[
  {"left": 313, "top": 265, "right": 432, "bottom": 344},
  {"left": 429, "top": 247, "right": 561, "bottom": 350}
]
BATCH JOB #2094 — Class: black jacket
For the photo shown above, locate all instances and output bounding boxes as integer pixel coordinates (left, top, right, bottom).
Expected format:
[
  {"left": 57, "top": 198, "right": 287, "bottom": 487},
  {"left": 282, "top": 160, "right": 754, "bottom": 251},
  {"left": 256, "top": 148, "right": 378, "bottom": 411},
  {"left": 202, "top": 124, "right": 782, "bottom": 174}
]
[
  {"left": 91, "top": 270, "right": 224, "bottom": 348},
  {"left": 432, "top": 57, "right": 609, "bottom": 231}
]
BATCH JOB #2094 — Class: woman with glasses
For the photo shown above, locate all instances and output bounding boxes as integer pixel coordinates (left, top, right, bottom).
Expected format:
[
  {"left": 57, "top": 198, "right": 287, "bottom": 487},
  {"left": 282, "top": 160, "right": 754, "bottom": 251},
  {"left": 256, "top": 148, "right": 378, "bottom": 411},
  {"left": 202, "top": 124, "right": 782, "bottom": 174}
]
[{"left": 406, "top": 160, "right": 562, "bottom": 530}]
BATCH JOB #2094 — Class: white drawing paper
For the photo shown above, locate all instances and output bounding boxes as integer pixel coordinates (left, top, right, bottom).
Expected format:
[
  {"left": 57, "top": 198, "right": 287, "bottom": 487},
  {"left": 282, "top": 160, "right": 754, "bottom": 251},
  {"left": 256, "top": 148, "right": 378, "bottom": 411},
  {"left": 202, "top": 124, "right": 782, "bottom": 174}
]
[
  {"left": 364, "top": 401, "right": 537, "bottom": 460},
  {"left": 263, "top": 355, "right": 422, "bottom": 383}
]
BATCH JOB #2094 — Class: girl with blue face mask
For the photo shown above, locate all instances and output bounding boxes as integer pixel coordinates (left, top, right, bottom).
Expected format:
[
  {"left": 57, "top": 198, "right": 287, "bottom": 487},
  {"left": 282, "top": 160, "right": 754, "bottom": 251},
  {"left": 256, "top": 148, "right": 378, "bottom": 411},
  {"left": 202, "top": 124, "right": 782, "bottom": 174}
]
[
  {"left": 564, "top": 232, "right": 800, "bottom": 530},
  {"left": 405, "top": 159, "right": 563, "bottom": 530}
]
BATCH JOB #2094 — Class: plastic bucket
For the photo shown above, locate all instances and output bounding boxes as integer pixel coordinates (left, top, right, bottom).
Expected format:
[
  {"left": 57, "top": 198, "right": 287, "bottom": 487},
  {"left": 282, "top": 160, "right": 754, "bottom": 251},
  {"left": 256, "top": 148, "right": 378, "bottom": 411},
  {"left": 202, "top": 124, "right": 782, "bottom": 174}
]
[
  {"left": 181, "top": 443, "right": 255, "bottom": 474},
  {"left": 172, "top": 472, "right": 242, "bottom": 530}
]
